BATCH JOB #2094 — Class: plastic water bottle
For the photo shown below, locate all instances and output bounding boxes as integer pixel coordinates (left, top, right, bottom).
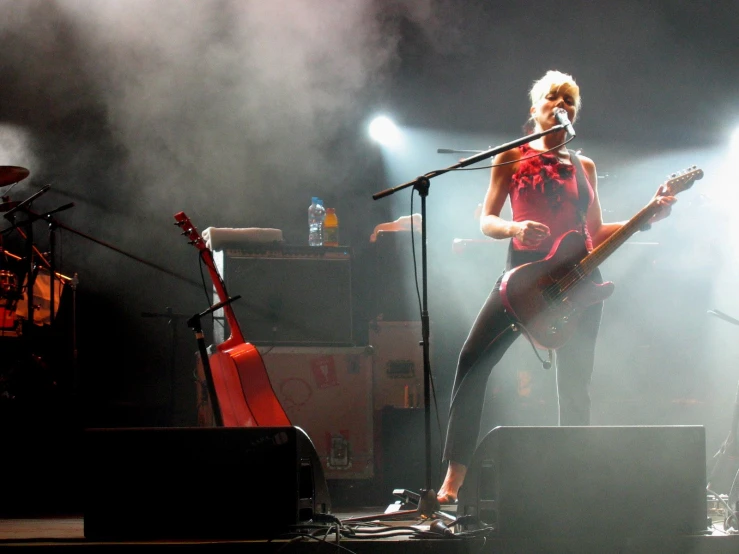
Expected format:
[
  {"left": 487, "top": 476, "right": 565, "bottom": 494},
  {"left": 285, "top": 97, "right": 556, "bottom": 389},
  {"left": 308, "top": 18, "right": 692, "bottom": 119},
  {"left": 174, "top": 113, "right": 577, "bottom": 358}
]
[{"left": 308, "top": 197, "right": 325, "bottom": 246}]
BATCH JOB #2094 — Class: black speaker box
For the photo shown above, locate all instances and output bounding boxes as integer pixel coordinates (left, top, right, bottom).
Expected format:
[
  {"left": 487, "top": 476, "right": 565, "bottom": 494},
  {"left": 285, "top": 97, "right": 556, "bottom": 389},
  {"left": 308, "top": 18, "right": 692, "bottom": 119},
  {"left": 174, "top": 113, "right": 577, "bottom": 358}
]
[
  {"left": 83, "top": 426, "right": 331, "bottom": 540},
  {"left": 458, "top": 425, "right": 707, "bottom": 538},
  {"left": 220, "top": 247, "right": 353, "bottom": 345}
]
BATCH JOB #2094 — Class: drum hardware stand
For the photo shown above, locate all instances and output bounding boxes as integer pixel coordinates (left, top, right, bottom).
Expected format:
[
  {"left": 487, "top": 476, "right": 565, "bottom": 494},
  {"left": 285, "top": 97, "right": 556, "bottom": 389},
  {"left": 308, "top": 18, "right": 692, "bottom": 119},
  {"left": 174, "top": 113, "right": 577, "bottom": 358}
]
[
  {"left": 369, "top": 122, "right": 572, "bottom": 520},
  {"left": 3, "top": 185, "right": 53, "bottom": 327},
  {"left": 68, "top": 272, "right": 79, "bottom": 395},
  {"left": 3, "top": 189, "right": 78, "bottom": 398},
  {"left": 3, "top": 187, "right": 76, "bottom": 324}
]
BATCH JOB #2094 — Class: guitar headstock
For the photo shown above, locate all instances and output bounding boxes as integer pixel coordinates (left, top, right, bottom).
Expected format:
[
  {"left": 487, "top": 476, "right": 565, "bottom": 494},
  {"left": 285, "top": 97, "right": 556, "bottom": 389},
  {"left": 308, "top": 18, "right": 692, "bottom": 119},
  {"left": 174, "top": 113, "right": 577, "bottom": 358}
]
[
  {"left": 174, "top": 211, "right": 207, "bottom": 252},
  {"left": 662, "top": 166, "right": 703, "bottom": 196}
]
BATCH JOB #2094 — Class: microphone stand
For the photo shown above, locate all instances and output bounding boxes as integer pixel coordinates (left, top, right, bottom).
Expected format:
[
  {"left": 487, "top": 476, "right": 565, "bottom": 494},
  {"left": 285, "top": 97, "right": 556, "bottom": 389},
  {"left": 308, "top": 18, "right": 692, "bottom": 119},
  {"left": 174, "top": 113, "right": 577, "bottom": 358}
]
[
  {"left": 371, "top": 123, "right": 570, "bottom": 514},
  {"left": 28, "top": 204, "right": 74, "bottom": 321},
  {"left": 186, "top": 295, "right": 242, "bottom": 428}
]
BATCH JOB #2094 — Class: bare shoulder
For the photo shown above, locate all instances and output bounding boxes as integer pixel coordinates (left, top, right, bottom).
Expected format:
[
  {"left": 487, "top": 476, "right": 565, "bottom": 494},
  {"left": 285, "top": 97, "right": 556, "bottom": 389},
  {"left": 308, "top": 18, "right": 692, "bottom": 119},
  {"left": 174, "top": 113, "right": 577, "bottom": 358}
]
[
  {"left": 495, "top": 145, "right": 523, "bottom": 164},
  {"left": 575, "top": 153, "right": 598, "bottom": 186},
  {"left": 492, "top": 146, "right": 523, "bottom": 180},
  {"left": 575, "top": 153, "right": 596, "bottom": 172}
]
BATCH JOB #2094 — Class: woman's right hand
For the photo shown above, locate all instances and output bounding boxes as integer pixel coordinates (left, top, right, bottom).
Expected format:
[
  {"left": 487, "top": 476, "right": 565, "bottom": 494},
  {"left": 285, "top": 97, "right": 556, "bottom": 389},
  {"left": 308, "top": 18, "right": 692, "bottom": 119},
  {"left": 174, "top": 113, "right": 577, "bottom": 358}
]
[{"left": 514, "top": 220, "right": 550, "bottom": 247}]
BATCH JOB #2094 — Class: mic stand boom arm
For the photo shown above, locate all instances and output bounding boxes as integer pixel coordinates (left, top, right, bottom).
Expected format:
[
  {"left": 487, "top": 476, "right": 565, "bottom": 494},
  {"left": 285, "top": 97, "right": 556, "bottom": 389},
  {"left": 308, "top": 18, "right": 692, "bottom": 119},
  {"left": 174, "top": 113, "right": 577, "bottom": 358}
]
[
  {"left": 372, "top": 125, "right": 568, "bottom": 200},
  {"left": 3, "top": 199, "right": 202, "bottom": 290},
  {"left": 371, "top": 123, "right": 569, "bottom": 509},
  {"left": 36, "top": 213, "right": 202, "bottom": 290}
]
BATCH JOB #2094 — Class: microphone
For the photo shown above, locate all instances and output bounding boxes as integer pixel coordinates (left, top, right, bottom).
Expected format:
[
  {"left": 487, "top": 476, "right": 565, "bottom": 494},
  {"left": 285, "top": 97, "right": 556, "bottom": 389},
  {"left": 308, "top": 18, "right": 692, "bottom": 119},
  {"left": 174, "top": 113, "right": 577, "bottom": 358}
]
[
  {"left": 3, "top": 184, "right": 52, "bottom": 220},
  {"left": 553, "top": 108, "right": 576, "bottom": 137}
]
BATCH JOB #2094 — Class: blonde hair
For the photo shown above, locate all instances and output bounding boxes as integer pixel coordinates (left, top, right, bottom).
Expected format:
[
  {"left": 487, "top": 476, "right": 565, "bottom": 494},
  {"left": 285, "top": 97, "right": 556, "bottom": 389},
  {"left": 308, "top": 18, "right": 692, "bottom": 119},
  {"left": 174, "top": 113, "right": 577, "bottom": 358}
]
[{"left": 529, "top": 70, "right": 582, "bottom": 114}]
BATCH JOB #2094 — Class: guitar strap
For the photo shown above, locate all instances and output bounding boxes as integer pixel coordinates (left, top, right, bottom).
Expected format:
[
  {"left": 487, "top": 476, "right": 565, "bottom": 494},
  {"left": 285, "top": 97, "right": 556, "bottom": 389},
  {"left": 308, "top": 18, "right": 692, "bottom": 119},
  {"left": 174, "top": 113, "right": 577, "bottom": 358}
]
[
  {"left": 568, "top": 149, "right": 590, "bottom": 233},
  {"left": 568, "top": 150, "right": 604, "bottom": 285}
]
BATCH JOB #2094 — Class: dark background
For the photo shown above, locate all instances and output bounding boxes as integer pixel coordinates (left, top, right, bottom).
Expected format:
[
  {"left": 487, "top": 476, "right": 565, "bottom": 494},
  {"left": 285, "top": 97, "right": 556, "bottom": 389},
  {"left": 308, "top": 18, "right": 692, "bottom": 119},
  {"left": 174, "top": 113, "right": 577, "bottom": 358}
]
[{"left": 1, "top": 0, "right": 738, "bottom": 511}]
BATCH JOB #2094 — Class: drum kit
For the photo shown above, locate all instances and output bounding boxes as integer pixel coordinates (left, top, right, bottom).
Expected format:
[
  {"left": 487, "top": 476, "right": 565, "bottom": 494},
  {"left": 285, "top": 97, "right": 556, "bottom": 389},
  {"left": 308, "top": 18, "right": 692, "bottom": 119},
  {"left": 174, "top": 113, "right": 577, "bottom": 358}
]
[
  {"left": 1, "top": 165, "right": 75, "bottom": 401},
  {"left": 1, "top": 164, "right": 199, "bottom": 405},
  {"left": 1, "top": 166, "right": 31, "bottom": 338}
]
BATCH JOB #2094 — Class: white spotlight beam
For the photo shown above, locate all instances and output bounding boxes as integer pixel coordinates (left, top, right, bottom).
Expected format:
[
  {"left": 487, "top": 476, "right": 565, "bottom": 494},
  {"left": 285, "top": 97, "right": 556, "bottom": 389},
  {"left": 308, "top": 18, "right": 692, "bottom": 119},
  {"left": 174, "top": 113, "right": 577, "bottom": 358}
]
[{"left": 369, "top": 116, "right": 400, "bottom": 146}]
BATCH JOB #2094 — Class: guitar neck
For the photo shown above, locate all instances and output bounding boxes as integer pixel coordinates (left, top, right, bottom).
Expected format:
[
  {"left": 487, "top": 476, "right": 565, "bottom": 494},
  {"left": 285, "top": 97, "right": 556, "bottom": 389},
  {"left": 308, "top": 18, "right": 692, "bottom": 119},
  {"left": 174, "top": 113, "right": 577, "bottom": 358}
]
[
  {"left": 200, "top": 248, "right": 245, "bottom": 350},
  {"left": 581, "top": 199, "right": 660, "bottom": 274}
]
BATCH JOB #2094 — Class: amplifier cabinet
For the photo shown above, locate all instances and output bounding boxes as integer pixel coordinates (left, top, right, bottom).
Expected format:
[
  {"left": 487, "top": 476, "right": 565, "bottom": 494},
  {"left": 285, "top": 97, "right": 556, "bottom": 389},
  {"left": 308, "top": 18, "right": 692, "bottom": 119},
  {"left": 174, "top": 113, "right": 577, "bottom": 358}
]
[
  {"left": 213, "top": 246, "right": 353, "bottom": 346},
  {"left": 261, "top": 346, "right": 374, "bottom": 480},
  {"left": 369, "top": 320, "right": 425, "bottom": 410}
]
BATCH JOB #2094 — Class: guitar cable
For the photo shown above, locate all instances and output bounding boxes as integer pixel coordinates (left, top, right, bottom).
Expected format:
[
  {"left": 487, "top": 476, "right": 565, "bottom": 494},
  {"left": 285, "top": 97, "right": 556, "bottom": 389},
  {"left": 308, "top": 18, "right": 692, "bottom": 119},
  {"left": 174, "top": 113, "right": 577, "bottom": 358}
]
[{"left": 507, "top": 318, "right": 553, "bottom": 370}]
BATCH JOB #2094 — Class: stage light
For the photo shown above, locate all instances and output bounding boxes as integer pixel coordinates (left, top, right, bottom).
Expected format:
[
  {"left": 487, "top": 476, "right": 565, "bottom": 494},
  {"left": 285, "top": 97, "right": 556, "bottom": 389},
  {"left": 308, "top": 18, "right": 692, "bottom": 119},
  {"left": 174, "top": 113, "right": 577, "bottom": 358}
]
[{"left": 369, "top": 116, "right": 400, "bottom": 146}]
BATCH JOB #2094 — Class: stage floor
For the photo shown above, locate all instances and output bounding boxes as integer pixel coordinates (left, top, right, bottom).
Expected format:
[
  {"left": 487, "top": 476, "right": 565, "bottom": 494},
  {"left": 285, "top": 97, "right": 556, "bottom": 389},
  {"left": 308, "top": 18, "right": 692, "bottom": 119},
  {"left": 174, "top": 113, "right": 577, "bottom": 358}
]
[{"left": 1, "top": 507, "right": 739, "bottom": 554}]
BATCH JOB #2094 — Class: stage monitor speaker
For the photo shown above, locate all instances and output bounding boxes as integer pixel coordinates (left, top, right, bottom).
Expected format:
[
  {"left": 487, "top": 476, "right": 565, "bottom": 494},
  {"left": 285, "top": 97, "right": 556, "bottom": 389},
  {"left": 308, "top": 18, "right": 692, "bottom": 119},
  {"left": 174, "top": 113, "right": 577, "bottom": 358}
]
[
  {"left": 83, "top": 426, "right": 331, "bottom": 540},
  {"left": 458, "top": 425, "right": 707, "bottom": 538},
  {"left": 216, "top": 247, "right": 353, "bottom": 346}
]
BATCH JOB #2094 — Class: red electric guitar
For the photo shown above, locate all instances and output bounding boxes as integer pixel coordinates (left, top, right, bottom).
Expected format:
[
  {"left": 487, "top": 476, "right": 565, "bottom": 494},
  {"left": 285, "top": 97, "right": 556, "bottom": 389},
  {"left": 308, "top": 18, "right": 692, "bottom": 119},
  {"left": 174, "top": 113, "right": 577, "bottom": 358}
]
[
  {"left": 174, "top": 212, "right": 291, "bottom": 427},
  {"left": 500, "top": 166, "right": 703, "bottom": 351}
]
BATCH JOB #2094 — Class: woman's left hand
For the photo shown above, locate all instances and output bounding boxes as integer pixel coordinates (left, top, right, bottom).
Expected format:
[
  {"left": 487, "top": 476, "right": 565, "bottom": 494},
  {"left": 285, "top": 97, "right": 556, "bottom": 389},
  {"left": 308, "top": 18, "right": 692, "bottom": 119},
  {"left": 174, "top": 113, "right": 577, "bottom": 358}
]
[{"left": 648, "top": 185, "right": 678, "bottom": 224}]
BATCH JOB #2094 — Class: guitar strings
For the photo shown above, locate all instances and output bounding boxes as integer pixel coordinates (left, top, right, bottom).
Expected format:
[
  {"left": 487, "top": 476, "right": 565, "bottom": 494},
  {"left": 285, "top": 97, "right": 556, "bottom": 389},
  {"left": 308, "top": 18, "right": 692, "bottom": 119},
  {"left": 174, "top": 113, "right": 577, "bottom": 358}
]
[{"left": 537, "top": 170, "right": 696, "bottom": 305}]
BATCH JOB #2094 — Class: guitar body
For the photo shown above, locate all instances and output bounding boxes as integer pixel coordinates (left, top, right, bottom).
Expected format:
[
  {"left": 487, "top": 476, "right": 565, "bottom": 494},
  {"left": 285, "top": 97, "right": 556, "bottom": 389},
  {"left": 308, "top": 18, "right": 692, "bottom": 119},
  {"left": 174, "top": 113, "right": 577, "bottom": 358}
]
[
  {"left": 207, "top": 351, "right": 257, "bottom": 427},
  {"left": 175, "top": 211, "right": 291, "bottom": 428},
  {"left": 500, "top": 165, "right": 703, "bottom": 351},
  {"left": 229, "top": 342, "right": 291, "bottom": 426},
  {"left": 501, "top": 231, "right": 615, "bottom": 350},
  {"left": 206, "top": 344, "right": 291, "bottom": 427}
]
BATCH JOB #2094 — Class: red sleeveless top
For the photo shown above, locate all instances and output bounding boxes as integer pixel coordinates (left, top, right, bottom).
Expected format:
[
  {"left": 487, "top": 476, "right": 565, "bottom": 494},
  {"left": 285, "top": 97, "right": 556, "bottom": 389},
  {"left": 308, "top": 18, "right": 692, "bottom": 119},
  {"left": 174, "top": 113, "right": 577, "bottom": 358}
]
[{"left": 509, "top": 143, "right": 594, "bottom": 253}]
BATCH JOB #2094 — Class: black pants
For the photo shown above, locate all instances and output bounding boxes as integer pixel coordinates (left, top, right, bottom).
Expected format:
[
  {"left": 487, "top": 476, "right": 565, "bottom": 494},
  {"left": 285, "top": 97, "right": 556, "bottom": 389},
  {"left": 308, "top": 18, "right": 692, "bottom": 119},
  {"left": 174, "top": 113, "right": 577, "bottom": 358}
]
[{"left": 442, "top": 264, "right": 604, "bottom": 467}]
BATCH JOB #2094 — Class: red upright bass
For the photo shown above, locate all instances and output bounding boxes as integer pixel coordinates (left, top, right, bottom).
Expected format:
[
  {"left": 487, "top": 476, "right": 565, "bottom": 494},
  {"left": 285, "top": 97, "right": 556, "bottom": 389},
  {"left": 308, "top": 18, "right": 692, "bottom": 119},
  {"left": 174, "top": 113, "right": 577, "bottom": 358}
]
[{"left": 175, "top": 212, "right": 291, "bottom": 427}]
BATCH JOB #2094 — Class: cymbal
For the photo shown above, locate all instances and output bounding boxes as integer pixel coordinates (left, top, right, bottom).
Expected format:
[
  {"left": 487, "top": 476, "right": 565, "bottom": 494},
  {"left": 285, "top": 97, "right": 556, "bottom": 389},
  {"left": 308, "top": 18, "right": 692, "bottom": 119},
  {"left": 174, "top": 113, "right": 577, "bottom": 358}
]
[{"left": 0, "top": 166, "right": 30, "bottom": 188}]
